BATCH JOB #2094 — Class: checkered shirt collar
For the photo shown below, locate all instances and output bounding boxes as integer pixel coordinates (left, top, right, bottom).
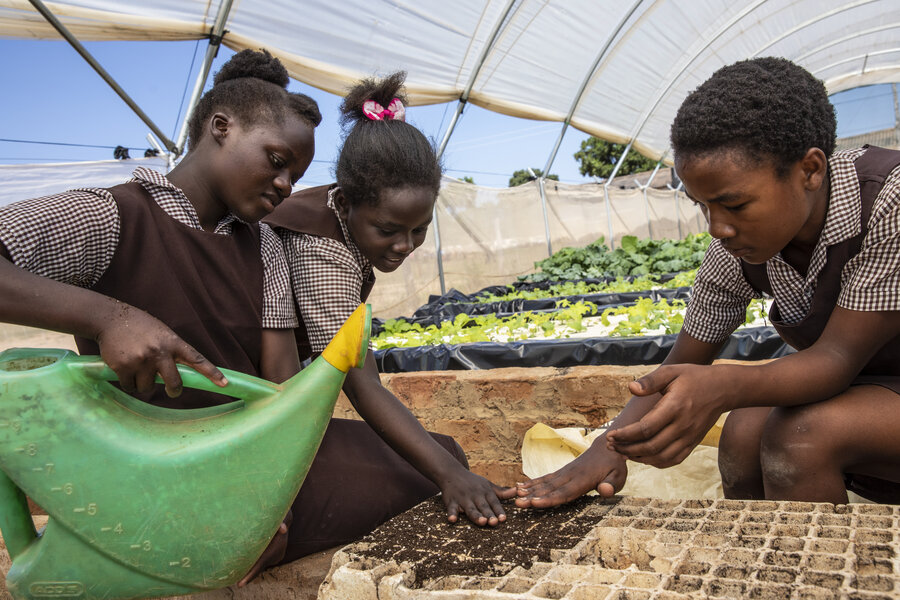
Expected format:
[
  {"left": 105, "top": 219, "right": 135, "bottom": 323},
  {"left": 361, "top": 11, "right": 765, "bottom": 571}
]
[
  {"left": 130, "top": 167, "right": 238, "bottom": 230},
  {"left": 818, "top": 150, "right": 863, "bottom": 248},
  {"left": 327, "top": 187, "right": 373, "bottom": 275}
]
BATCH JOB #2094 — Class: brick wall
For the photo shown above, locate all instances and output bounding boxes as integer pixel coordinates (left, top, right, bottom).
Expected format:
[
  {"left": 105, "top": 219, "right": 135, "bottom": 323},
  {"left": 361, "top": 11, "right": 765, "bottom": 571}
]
[{"left": 333, "top": 364, "right": 653, "bottom": 486}]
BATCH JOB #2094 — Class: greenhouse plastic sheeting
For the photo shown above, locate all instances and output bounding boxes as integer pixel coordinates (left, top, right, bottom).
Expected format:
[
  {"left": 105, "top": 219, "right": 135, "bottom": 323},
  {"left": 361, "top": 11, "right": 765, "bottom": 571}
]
[{"left": 372, "top": 326, "right": 791, "bottom": 372}]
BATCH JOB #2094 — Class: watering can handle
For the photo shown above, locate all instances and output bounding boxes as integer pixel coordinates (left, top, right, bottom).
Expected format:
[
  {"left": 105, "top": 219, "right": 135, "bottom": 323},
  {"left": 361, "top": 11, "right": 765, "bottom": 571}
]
[
  {"left": 0, "top": 470, "right": 37, "bottom": 561},
  {"left": 67, "top": 359, "right": 280, "bottom": 402}
]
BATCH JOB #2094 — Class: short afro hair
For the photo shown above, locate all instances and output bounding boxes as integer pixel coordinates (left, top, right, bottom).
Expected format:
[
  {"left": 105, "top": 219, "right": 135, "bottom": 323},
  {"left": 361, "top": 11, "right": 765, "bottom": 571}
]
[{"left": 670, "top": 57, "right": 836, "bottom": 176}]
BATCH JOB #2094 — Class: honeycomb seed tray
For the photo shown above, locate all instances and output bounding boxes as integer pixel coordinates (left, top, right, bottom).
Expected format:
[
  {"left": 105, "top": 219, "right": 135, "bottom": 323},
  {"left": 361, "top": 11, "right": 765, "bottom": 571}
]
[{"left": 319, "top": 496, "right": 898, "bottom": 600}]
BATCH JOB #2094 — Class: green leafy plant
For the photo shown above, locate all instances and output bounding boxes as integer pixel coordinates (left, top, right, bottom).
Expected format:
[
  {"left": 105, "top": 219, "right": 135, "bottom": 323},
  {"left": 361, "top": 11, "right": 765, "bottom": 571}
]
[{"left": 522, "top": 233, "right": 711, "bottom": 282}]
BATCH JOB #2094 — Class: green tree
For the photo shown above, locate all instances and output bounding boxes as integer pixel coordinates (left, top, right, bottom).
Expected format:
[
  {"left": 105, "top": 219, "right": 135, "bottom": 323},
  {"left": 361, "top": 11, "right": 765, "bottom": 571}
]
[
  {"left": 508, "top": 168, "right": 559, "bottom": 187},
  {"left": 574, "top": 137, "right": 658, "bottom": 179},
  {"left": 460, "top": 175, "right": 475, "bottom": 184}
]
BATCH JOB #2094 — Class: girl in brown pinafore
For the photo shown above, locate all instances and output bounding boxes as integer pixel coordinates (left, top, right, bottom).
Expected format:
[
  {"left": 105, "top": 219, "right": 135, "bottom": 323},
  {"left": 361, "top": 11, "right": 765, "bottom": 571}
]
[
  {"left": 516, "top": 57, "right": 900, "bottom": 508},
  {"left": 264, "top": 72, "right": 516, "bottom": 563},
  {"left": 0, "top": 49, "right": 321, "bottom": 582}
]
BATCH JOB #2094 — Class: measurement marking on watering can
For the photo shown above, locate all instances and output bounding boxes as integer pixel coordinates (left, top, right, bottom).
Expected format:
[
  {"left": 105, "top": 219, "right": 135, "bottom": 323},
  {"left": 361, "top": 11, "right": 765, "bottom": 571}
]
[
  {"left": 168, "top": 558, "right": 191, "bottom": 568},
  {"left": 130, "top": 540, "right": 152, "bottom": 551},
  {"left": 73, "top": 503, "right": 97, "bottom": 515},
  {"left": 49, "top": 483, "right": 74, "bottom": 494},
  {"left": 14, "top": 442, "right": 37, "bottom": 455},
  {"left": 0, "top": 419, "right": 22, "bottom": 431},
  {"left": 28, "top": 581, "right": 84, "bottom": 597}
]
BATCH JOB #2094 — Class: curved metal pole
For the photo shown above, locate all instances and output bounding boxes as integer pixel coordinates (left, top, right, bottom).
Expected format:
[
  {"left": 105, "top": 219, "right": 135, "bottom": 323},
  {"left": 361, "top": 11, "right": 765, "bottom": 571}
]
[
  {"left": 539, "top": 0, "right": 645, "bottom": 176},
  {"left": 624, "top": 0, "right": 769, "bottom": 150},
  {"left": 601, "top": 141, "right": 633, "bottom": 249},
  {"left": 538, "top": 0, "right": 645, "bottom": 254},
  {"left": 538, "top": 176, "right": 552, "bottom": 256},
  {"left": 753, "top": 0, "right": 881, "bottom": 58},
  {"left": 432, "top": 0, "right": 521, "bottom": 294},
  {"left": 27, "top": 0, "right": 177, "bottom": 153},
  {"left": 790, "top": 21, "right": 900, "bottom": 62},
  {"left": 811, "top": 47, "right": 900, "bottom": 77},
  {"left": 174, "top": 0, "right": 235, "bottom": 156},
  {"left": 625, "top": 0, "right": 885, "bottom": 153},
  {"left": 637, "top": 156, "right": 666, "bottom": 240}
]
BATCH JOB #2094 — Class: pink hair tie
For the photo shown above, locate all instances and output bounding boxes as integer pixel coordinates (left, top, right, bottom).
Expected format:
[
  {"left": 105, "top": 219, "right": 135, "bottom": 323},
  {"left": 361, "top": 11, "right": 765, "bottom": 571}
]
[{"left": 362, "top": 98, "right": 406, "bottom": 122}]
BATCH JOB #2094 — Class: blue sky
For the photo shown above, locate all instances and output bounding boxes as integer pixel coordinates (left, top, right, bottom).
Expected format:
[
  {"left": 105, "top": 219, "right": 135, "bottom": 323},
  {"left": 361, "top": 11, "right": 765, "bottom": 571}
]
[{"left": 1, "top": 38, "right": 897, "bottom": 188}]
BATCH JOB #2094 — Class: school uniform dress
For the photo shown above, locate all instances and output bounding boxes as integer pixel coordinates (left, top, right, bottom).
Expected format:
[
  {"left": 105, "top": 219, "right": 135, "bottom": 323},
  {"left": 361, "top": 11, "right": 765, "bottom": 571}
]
[
  {"left": 0, "top": 167, "right": 297, "bottom": 408},
  {"left": 265, "top": 185, "right": 468, "bottom": 561},
  {"left": 682, "top": 145, "right": 900, "bottom": 500}
]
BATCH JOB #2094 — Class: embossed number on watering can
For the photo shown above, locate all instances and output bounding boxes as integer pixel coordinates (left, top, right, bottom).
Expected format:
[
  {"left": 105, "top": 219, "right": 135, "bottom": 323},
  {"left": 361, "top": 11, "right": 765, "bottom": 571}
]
[{"left": 28, "top": 581, "right": 84, "bottom": 597}]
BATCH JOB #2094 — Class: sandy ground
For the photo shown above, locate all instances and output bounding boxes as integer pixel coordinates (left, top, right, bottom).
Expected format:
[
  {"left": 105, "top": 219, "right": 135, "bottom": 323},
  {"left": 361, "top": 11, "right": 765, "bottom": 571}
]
[{"left": 0, "top": 324, "right": 77, "bottom": 354}]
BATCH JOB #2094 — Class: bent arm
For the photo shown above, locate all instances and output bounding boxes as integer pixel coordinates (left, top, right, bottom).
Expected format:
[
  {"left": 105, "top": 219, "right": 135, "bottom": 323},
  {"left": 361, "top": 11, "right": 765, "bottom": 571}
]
[
  {"left": 259, "top": 328, "right": 300, "bottom": 383},
  {"left": 0, "top": 244, "right": 224, "bottom": 395},
  {"left": 716, "top": 306, "right": 900, "bottom": 411},
  {"left": 0, "top": 245, "right": 121, "bottom": 342},
  {"left": 343, "top": 353, "right": 516, "bottom": 525},
  {"left": 608, "top": 331, "right": 726, "bottom": 430},
  {"left": 343, "top": 353, "right": 467, "bottom": 482},
  {"left": 514, "top": 331, "right": 725, "bottom": 508}
]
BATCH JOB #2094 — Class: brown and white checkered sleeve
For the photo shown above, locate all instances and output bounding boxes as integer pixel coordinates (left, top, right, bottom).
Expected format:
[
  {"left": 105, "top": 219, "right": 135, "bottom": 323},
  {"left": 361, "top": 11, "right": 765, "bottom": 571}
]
[
  {"left": 282, "top": 230, "right": 364, "bottom": 354},
  {"left": 0, "top": 188, "right": 119, "bottom": 287},
  {"left": 839, "top": 160, "right": 900, "bottom": 312},
  {"left": 682, "top": 240, "right": 758, "bottom": 344},
  {"left": 259, "top": 223, "right": 299, "bottom": 329}
]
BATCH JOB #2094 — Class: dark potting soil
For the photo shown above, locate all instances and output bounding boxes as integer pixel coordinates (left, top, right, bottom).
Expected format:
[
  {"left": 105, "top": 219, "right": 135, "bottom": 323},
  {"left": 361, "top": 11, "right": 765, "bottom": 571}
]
[{"left": 353, "top": 495, "right": 620, "bottom": 586}]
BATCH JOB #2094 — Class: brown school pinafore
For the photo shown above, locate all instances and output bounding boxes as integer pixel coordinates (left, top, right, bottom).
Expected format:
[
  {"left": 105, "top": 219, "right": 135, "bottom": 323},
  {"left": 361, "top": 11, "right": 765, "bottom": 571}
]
[
  {"left": 265, "top": 185, "right": 468, "bottom": 561},
  {"left": 75, "top": 182, "right": 263, "bottom": 409},
  {"left": 742, "top": 145, "right": 900, "bottom": 502}
]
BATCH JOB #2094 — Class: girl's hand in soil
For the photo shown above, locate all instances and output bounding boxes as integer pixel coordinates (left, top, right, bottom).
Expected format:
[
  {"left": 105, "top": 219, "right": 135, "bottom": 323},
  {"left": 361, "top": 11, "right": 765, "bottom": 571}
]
[
  {"left": 607, "top": 364, "right": 729, "bottom": 468},
  {"left": 441, "top": 469, "right": 517, "bottom": 527},
  {"left": 97, "top": 304, "right": 227, "bottom": 397},
  {"left": 238, "top": 509, "right": 292, "bottom": 587},
  {"left": 514, "top": 442, "right": 627, "bottom": 509}
]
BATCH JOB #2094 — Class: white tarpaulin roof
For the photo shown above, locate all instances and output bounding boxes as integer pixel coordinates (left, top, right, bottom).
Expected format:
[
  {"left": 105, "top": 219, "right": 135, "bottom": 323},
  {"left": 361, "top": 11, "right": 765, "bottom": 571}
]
[{"left": 1, "top": 0, "right": 899, "bottom": 162}]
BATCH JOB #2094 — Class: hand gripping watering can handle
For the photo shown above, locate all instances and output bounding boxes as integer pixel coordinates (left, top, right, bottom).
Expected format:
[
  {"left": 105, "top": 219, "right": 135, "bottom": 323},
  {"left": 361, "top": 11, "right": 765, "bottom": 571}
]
[{"left": 67, "top": 359, "right": 280, "bottom": 401}]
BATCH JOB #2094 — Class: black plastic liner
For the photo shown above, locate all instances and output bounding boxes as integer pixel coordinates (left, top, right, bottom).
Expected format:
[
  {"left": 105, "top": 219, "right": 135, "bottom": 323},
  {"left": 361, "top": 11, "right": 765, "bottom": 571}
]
[
  {"left": 373, "top": 326, "right": 792, "bottom": 372},
  {"left": 424, "top": 272, "right": 684, "bottom": 305},
  {"left": 407, "top": 287, "right": 693, "bottom": 322},
  {"left": 373, "top": 295, "right": 695, "bottom": 333}
]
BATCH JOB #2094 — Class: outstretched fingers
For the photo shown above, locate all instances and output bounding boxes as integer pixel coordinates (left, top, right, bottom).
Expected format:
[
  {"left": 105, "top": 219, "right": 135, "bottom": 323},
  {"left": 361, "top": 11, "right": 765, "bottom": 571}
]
[
  {"left": 442, "top": 477, "right": 514, "bottom": 527},
  {"left": 514, "top": 453, "right": 627, "bottom": 509}
]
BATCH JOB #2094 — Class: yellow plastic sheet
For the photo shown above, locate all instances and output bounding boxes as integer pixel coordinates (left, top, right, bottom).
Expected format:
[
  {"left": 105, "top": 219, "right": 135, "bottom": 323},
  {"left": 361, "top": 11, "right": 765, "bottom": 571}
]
[{"left": 521, "top": 417, "right": 727, "bottom": 500}]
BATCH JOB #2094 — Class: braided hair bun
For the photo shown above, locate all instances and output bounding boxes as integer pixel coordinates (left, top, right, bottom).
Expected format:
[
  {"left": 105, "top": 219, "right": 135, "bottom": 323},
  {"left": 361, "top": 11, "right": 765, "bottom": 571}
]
[{"left": 186, "top": 48, "right": 321, "bottom": 151}]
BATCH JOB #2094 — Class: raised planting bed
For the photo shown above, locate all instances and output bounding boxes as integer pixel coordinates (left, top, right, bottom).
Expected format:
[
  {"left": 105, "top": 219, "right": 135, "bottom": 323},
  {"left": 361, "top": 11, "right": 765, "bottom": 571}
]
[
  {"left": 372, "top": 297, "right": 788, "bottom": 372},
  {"left": 321, "top": 495, "right": 900, "bottom": 600},
  {"left": 413, "top": 272, "right": 696, "bottom": 321}
]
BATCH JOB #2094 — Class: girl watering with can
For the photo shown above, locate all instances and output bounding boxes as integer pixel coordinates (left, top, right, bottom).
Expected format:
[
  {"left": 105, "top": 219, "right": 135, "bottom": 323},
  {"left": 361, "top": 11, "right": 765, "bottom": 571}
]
[
  {"left": 0, "top": 48, "right": 319, "bottom": 581},
  {"left": 265, "top": 72, "right": 516, "bottom": 565}
]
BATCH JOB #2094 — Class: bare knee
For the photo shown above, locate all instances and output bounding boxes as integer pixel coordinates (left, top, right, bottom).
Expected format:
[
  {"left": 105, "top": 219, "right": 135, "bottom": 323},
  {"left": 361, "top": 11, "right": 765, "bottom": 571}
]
[
  {"left": 718, "top": 408, "right": 769, "bottom": 498},
  {"left": 759, "top": 406, "right": 831, "bottom": 490}
]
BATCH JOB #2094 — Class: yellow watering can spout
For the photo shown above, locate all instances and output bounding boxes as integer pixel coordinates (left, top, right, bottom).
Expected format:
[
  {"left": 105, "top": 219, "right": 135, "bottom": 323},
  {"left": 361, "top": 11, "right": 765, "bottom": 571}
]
[
  {"left": 321, "top": 302, "right": 370, "bottom": 373},
  {"left": 0, "top": 304, "right": 371, "bottom": 600}
]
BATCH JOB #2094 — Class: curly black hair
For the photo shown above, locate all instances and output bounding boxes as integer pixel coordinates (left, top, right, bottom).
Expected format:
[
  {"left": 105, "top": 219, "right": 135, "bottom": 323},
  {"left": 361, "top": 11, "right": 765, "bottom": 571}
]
[
  {"left": 670, "top": 57, "right": 836, "bottom": 176},
  {"left": 186, "top": 49, "right": 322, "bottom": 151},
  {"left": 336, "top": 72, "right": 443, "bottom": 206}
]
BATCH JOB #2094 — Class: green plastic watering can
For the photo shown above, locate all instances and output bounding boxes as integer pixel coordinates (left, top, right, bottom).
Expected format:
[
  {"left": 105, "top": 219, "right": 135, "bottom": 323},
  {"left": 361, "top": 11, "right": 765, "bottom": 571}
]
[{"left": 0, "top": 303, "right": 371, "bottom": 600}]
